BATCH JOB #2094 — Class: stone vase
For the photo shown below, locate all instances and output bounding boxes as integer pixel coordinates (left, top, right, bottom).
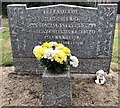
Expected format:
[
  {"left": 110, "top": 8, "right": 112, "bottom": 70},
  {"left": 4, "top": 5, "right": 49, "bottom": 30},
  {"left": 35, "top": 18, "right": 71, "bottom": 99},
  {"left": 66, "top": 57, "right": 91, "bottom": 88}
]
[{"left": 42, "top": 68, "right": 72, "bottom": 106}]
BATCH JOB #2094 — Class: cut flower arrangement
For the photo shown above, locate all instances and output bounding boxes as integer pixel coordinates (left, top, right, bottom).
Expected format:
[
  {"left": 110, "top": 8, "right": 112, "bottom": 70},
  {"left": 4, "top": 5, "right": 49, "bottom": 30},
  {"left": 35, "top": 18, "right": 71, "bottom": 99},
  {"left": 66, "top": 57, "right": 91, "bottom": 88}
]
[{"left": 33, "top": 42, "right": 79, "bottom": 73}]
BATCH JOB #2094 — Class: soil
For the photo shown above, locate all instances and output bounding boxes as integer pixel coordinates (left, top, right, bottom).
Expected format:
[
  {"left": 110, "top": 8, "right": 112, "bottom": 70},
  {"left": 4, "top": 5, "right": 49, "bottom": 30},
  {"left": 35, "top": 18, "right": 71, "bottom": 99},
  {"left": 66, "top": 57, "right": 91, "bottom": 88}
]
[{"left": 0, "top": 66, "right": 119, "bottom": 107}]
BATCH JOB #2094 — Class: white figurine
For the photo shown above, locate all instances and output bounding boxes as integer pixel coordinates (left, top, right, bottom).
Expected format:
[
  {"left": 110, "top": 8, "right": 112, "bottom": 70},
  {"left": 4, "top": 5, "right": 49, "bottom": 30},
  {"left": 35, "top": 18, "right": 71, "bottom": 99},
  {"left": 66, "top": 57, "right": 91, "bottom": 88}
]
[{"left": 95, "top": 70, "right": 107, "bottom": 85}]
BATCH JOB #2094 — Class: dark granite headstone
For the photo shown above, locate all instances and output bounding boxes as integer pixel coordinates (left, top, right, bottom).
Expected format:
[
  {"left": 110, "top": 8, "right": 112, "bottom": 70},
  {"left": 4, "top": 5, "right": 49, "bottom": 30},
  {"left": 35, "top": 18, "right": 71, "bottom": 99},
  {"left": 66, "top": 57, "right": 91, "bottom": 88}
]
[{"left": 7, "top": 4, "right": 117, "bottom": 74}]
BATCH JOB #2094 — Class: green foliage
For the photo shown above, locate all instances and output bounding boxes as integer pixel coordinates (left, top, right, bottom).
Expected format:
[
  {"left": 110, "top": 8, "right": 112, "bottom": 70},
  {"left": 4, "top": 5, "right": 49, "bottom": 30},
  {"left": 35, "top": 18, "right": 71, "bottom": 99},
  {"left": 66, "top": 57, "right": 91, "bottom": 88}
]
[{"left": 40, "top": 57, "right": 70, "bottom": 74}]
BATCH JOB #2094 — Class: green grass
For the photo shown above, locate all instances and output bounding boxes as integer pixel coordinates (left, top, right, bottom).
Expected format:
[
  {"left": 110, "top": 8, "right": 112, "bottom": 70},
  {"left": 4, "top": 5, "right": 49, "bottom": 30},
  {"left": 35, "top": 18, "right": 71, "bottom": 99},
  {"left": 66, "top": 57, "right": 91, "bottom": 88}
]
[
  {"left": 1, "top": 18, "right": 120, "bottom": 72},
  {"left": 1, "top": 38, "right": 13, "bottom": 66},
  {"left": 1, "top": 18, "right": 13, "bottom": 66},
  {"left": 112, "top": 23, "right": 120, "bottom": 64},
  {"left": 112, "top": 36, "right": 120, "bottom": 64}
]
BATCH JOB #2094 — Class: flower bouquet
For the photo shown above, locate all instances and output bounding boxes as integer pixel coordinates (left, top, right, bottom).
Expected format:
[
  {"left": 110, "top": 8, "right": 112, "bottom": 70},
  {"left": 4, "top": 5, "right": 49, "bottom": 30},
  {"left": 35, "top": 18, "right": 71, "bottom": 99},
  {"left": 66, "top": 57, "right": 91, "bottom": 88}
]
[{"left": 33, "top": 42, "right": 79, "bottom": 73}]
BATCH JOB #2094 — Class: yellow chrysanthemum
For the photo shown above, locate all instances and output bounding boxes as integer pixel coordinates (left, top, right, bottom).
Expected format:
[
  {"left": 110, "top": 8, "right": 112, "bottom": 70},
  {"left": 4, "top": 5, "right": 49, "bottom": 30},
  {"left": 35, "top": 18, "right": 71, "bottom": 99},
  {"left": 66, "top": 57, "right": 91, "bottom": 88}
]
[
  {"left": 55, "top": 43, "right": 65, "bottom": 50},
  {"left": 33, "top": 47, "right": 47, "bottom": 60},
  {"left": 56, "top": 43, "right": 64, "bottom": 47},
  {"left": 62, "top": 47, "right": 71, "bottom": 56},
  {"left": 54, "top": 51, "right": 67, "bottom": 64},
  {"left": 42, "top": 42, "right": 53, "bottom": 48}
]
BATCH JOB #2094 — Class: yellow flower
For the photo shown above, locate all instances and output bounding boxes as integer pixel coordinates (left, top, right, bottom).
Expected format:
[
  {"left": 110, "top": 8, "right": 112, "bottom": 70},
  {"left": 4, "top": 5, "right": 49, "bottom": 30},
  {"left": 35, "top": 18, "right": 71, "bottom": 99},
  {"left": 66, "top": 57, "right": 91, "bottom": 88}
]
[
  {"left": 56, "top": 43, "right": 64, "bottom": 47},
  {"left": 33, "top": 46, "right": 47, "bottom": 60},
  {"left": 62, "top": 47, "right": 71, "bottom": 56},
  {"left": 49, "top": 42, "right": 57, "bottom": 46},
  {"left": 55, "top": 43, "right": 65, "bottom": 50},
  {"left": 42, "top": 42, "right": 52, "bottom": 48},
  {"left": 54, "top": 51, "right": 67, "bottom": 64}
]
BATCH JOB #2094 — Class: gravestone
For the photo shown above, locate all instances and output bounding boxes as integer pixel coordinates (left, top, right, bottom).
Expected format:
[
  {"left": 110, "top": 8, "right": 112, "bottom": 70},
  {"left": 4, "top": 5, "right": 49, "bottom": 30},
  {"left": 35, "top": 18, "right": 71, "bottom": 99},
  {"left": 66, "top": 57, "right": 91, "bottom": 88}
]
[
  {"left": 7, "top": 4, "right": 117, "bottom": 74},
  {"left": 0, "top": 16, "right": 7, "bottom": 32},
  {"left": 0, "top": 16, "right": 1, "bottom": 34},
  {"left": 0, "top": 16, "right": 1, "bottom": 27}
]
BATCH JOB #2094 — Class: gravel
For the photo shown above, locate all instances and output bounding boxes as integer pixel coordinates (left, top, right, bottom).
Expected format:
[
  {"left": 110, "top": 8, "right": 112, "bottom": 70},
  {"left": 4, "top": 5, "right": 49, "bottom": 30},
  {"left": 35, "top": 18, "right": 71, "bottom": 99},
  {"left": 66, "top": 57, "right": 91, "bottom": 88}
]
[{"left": 0, "top": 66, "right": 119, "bottom": 107}]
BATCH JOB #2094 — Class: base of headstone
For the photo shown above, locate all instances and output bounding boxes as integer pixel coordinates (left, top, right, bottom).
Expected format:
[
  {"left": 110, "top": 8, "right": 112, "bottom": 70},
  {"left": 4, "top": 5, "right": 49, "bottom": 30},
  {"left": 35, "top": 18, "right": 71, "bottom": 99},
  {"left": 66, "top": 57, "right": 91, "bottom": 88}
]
[{"left": 42, "top": 68, "right": 72, "bottom": 106}]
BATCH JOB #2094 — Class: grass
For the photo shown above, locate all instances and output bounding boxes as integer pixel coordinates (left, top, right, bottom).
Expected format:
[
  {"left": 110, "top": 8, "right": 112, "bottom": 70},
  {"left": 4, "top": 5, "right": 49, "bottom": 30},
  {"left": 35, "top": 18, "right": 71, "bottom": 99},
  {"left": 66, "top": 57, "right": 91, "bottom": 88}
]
[
  {"left": 111, "top": 22, "right": 120, "bottom": 72},
  {"left": 112, "top": 35, "right": 119, "bottom": 63},
  {"left": 0, "top": 18, "right": 13, "bottom": 66},
  {"left": 1, "top": 18, "right": 120, "bottom": 71}
]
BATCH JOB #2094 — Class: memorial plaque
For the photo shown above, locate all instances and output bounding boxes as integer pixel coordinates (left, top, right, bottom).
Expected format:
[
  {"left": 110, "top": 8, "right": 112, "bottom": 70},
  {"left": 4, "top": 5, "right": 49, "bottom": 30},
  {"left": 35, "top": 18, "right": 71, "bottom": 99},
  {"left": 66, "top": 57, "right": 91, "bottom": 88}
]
[
  {"left": 7, "top": 4, "right": 117, "bottom": 73},
  {"left": 25, "top": 5, "right": 97, "bottom": 59}
]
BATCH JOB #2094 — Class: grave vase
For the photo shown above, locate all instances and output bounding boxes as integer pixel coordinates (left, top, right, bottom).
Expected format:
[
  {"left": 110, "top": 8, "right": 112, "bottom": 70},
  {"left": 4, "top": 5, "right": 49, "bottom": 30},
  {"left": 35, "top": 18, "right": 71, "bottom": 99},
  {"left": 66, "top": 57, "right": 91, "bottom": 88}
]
[{"left": 42, "top": 68, "right": 72, "bottom": 106}]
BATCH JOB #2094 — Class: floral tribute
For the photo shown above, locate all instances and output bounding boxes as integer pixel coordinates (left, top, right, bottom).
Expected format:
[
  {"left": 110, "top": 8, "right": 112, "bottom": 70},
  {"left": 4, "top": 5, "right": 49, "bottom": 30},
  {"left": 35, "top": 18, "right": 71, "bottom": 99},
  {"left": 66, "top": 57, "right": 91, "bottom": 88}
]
[{"left": 33, "top": 42, "right": 79, "bottom": 73}]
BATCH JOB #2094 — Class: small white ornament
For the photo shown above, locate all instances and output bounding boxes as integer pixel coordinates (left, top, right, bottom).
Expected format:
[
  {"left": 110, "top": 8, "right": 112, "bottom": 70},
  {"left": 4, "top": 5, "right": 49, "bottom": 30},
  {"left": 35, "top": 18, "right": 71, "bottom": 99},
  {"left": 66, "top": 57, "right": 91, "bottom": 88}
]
[{"left": 95, "top": 70, "right": 107, "bottom": 85}]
